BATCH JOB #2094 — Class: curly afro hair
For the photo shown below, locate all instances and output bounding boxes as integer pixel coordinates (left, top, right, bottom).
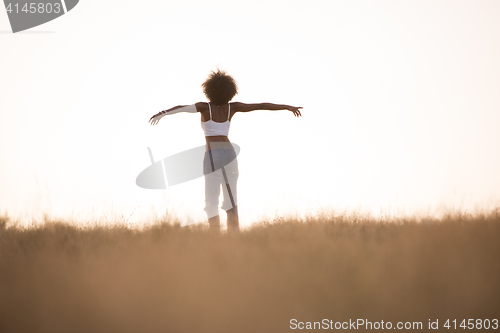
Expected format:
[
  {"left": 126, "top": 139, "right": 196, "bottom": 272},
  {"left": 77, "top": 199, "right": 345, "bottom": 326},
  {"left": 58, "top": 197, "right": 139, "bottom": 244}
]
[{"left": 201, "top": 69, "right": 238, "bottom": 106}]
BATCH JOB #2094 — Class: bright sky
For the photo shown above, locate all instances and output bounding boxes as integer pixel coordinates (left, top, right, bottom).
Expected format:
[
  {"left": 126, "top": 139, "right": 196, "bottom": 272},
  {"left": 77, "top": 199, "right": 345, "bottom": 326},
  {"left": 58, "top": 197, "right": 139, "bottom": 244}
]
[{"left": 1, "top": 0, "right": 499, "bottom": 228}]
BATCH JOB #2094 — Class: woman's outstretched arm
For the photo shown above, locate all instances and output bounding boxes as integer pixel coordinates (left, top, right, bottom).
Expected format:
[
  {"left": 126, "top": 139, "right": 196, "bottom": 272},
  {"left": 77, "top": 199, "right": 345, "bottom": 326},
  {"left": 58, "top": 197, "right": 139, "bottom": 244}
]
[
  {"left": 231, "top": 102, "right": 303, "bottom": 117},
  {"left": 149, "top": 104, "right": 198, "bottom": 125}
]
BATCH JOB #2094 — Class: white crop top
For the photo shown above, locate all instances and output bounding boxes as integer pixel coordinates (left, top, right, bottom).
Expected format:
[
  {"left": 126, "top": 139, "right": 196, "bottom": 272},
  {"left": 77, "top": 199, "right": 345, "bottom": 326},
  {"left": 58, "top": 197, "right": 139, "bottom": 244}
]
[{"left": 201, "top": 102, "right": 231, "bottom": 136}]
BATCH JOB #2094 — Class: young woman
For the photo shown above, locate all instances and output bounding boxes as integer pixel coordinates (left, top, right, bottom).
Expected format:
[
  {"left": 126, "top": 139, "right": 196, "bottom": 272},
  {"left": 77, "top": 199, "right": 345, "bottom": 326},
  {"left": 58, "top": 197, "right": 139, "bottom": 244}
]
[{"left": 149, "top": 70, "right": 302, "bottom": 232}]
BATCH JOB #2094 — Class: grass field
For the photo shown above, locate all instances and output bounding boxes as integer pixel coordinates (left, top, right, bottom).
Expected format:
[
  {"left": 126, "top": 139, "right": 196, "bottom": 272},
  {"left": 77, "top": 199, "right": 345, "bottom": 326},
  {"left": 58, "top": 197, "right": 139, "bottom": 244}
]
[{"left": 1, "top": 211, "right": 499, "bottom": 332}]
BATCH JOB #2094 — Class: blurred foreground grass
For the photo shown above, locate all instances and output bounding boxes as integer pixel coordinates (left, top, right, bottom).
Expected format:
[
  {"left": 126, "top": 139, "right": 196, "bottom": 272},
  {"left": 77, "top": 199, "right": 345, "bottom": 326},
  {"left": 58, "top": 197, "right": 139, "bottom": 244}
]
[{"left": 0, "top": 212, "right": 499, "bottom": 333}]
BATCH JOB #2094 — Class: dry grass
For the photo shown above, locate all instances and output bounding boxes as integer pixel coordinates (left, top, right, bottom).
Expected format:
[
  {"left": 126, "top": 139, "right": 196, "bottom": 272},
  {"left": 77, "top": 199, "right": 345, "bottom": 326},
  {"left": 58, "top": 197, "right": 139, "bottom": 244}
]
[{"left": 0, "top": 212, "right": 499, "bottom": 333}]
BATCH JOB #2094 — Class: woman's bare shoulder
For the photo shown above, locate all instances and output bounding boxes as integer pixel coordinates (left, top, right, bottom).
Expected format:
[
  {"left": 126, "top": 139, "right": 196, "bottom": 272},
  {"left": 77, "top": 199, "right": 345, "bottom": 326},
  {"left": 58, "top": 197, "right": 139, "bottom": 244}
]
[{"left": 195, "top": 102, "right": 208, "bottom": 112}]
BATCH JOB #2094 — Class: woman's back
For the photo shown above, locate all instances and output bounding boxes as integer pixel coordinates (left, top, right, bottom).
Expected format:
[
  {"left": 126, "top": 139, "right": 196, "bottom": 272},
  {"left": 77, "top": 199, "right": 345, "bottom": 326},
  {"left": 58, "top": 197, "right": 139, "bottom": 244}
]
[
  {"left": 201, "top": 102, "right": 233, "bottom": 140},
  {"left": 200, "top": 102, "right": 232, "bottom": 122}
]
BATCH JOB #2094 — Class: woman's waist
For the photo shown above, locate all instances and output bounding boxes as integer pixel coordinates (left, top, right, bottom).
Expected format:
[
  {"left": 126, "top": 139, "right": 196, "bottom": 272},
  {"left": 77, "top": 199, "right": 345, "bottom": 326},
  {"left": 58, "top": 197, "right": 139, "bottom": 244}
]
[
  {"left": 205, "top": 136, "right": 230, "bottom": 143},
  {"left": 205, "top": 138, "right": 235, "bottom": 151}
]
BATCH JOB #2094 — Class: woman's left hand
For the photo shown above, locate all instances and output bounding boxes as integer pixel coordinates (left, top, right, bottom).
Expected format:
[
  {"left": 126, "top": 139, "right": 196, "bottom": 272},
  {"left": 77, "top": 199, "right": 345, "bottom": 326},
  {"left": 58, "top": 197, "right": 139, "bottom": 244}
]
[{"left": 149, "top": 112, "right": 165, "bottom": 125}]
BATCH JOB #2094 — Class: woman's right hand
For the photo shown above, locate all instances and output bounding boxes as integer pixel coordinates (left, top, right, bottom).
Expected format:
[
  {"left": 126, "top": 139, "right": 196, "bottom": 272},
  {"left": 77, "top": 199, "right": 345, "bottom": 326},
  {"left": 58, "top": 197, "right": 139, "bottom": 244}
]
[{"left": 287, "top": 106, "right": 303, "bottom": 117}]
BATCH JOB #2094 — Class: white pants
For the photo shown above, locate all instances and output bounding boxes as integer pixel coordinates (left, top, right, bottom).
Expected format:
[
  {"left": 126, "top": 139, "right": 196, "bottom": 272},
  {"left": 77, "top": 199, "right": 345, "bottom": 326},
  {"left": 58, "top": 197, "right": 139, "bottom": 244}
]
[{"left": 203, "top": 148, "right": 239, "bottom": 219}]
